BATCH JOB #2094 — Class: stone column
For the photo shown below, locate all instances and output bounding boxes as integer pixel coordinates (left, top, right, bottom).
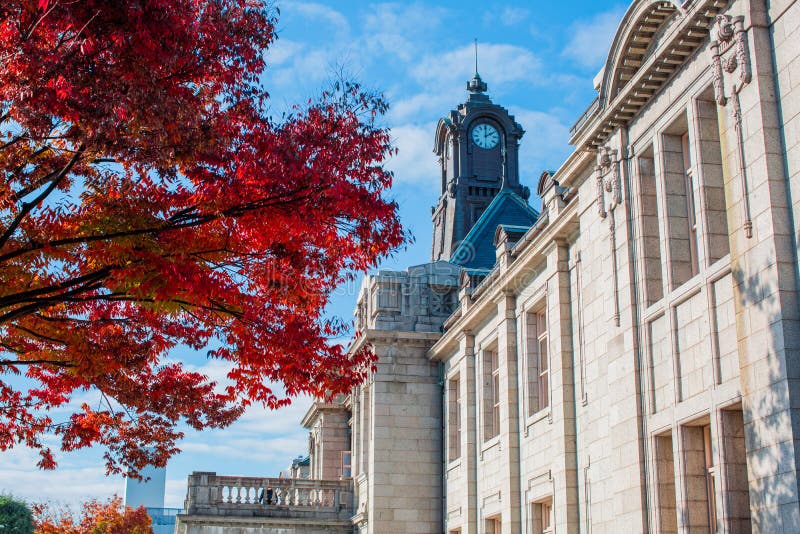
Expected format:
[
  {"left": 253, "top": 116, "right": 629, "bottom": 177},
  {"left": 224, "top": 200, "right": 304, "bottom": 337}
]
[
  {"left": 495, "top": 292, "right": 521, "bottom": 534},
  {"left": 545, "top": 241, "right": 580, "bottom": 533},
  {"left": 461, "top": 331, "right": 478, "bottom": 534}
]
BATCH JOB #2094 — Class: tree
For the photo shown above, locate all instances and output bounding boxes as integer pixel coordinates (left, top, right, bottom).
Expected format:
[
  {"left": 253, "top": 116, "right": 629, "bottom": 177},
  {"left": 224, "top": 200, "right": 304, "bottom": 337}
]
[
  {"left": 0, "top": 0, "right": 403, "bottom": 475},
  {"left": 0, "top": 494, "right": 34, "bottom": 534},
  {"left": 34, "top": 496, "right": 152, "bottom": 534}
]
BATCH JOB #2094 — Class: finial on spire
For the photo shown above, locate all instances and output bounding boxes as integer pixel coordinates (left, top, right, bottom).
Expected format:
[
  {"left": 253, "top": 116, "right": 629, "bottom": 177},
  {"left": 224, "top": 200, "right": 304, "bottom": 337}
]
[
  {"left": 467, "top": 38, "right": 488, "bottom": 94},
  {"left": 474, "top": 38, "right": 479, "bottom": 76}
]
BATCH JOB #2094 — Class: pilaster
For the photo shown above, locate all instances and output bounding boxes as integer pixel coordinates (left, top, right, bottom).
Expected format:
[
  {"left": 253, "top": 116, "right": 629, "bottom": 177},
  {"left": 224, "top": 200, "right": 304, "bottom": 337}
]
[
  {"left": 546, "top": 241, "right": 580, "bottom": 533},
  {"left": 495, "top": 292, "right": 522, "bottom": 534}
]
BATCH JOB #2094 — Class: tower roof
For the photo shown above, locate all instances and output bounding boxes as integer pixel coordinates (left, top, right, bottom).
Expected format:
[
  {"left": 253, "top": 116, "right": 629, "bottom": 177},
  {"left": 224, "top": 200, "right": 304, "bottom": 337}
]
[{"left": 449, "top": 190, "right": 539, "bottom": 270}]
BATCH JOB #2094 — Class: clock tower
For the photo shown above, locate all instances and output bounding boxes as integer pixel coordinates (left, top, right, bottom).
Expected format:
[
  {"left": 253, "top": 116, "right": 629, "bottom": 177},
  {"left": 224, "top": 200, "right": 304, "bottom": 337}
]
[{"left": 431, "top": 72, "right": 529, "bottom": 262}]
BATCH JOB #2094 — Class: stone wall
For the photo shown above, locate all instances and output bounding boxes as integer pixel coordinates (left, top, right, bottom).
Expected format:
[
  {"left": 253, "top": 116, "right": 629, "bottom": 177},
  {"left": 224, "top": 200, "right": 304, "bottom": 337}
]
[{"left": 428, "top": 1, "right": 800, "bottom": 533}]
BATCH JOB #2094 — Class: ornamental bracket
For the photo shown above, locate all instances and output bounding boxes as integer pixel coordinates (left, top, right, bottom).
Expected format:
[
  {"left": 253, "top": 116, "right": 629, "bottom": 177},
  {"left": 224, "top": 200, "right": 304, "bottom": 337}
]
[
  {"left": 595, "top": 147, "right": 622, "bottom": 326},
  {"left": 710, "top": 15, "right": 754, "bottom": 238}
]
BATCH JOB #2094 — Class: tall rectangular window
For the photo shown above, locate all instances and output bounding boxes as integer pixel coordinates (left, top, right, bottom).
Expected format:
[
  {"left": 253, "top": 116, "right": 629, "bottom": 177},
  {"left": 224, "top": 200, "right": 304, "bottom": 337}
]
[
  {"left": 682, "top": 424, "right": 715, "bottom": 531},
  {"left": 340, "top": 451, "right": 352, "bottom": 478},
  {"left": 485, "top": 516, "right": 502, "bottom": 534},
  {"left": 703, "top": 425, "right": 718, "bottom": 533},
  {"left": 492, "top": 351, "right": 500, "bottom": 437},
  {"left": 638, "top": 145, "right": 664, "bottom": 304},
  {"left": 696, "top": 94, "right": 730, "bottom": 264},
  {"left": 532, "top": 498, "right": 553, "bottom": 534},
  {"left": 526, "top": 309, "right": 549, "bottom": 416},
  {"left": 360, "top": 386, "right": 370, "bottom": 473},
  {"left": 721, "top": 407, "right": 751, "bottom": 531},
  {"left": 537, "top": 310, "right": 549, "bottom": 412},
  {"left": 483, "top": 348, "right": 500, "bottom": 441},
  {"left": 654, "top": 432, "right": 678, "bottom": 533},
  {"left": 662, "top": 114, "right": 699, "bottom": 288},
  {"left": 681, "top": 132, "right": 700, "bottom": 277},
  {"left": 448, "top": 376, "right": 461, "bottom": 461}
]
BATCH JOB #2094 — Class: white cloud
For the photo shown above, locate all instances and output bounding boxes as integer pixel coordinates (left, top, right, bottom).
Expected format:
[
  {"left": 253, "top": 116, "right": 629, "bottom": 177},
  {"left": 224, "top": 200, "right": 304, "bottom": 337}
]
[
  {"left": 361, "top": 3, "right": 449, "bottom": 63},
  {"left": 385, "top": 122, "right": 439, "bottom": 187},
  {"left": 388, "top": 91, "right": 452, "bottom": 125},
  {"left": 413, "top": 43, "right": 541, "bottom": 90},
  {"left": 562, "top": 6, "right": 627, "bottom": 69},
  {"left": 266, "top": 3, "right": 354, "bottom": 95},
  {"left": 509, "top": 107, "right": 572, "bottom": 189},
  {"left": 287, "top": 2, "right": 351, "bottom": 37},
  {"left": 265, "top": 38, "right": 306, "bottom": 67},
  {"left": 0, "top": 446, "right": 124, "bottom": 509},
  {"left": 500, "top": 7, "right": 530, "bottom": 26}
]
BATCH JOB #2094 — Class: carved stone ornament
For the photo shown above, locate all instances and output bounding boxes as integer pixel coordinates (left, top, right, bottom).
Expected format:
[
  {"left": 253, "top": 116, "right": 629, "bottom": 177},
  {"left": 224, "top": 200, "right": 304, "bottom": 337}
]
[
  {"left": 447, "top": 179, "right": 457, "bottom": 198},
  {"left": 595, "top": 146, "right": 622, "bottom": 326},
  {"left": 710, "top": 15, "right": 752, "bottom": 106},
  {"left": 595, "top": 147, "right": 621, "bottom": 219},
  {"left": 709, "top": 14, "right": 754, "bottom": 238}
]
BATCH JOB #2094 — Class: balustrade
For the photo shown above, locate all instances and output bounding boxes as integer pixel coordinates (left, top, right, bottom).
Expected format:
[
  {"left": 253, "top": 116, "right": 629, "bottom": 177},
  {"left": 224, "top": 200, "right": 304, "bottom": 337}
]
[{"left": 183, "top": 472, "right": 353, "bottom": 520}]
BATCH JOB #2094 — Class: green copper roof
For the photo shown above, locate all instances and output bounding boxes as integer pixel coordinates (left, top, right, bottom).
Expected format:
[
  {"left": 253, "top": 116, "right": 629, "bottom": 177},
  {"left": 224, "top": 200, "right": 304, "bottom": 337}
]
[{"left": 450, "top": 189, "right": 539, "bottom": 270}]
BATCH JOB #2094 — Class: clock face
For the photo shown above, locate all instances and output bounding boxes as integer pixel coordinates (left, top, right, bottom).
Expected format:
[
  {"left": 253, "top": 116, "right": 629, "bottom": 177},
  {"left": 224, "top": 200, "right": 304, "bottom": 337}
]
[{"left": 471, "top": 123, "right": 500, "bottom": 149}]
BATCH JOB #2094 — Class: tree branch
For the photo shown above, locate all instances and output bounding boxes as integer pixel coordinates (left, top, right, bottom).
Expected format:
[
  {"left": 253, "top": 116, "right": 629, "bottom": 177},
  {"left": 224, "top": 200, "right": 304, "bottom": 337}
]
[
  {"left": 0, "top": 184, "right": 316, "bottom": 264},
  {"left": 0, "top": 144, "right": 85, "bottom": 250},
  {"left": 0, "top": 267, "right": 111, "bottom": 308},
  {"left": 0, "top": 359, "right": 75, "bottom": 368}
]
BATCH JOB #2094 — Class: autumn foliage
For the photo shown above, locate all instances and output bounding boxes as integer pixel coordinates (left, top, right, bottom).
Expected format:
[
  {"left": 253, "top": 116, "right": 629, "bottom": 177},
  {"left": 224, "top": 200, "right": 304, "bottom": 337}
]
[
  {"left": 34, "top": 496, "right": 152, "bottom": 534},
  {"left": 0, "top": 0, "right": 403, "bottom": 474}
]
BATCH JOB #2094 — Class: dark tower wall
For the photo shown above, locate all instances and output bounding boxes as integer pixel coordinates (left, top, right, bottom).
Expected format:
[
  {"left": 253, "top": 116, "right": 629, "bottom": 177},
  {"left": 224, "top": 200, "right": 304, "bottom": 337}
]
[{"left": 431, "top": 77, "right": 530, "bottom": 262}]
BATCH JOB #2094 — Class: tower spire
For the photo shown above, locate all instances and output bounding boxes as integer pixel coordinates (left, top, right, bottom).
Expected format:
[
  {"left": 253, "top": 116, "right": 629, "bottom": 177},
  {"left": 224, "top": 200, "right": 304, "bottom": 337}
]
[
  {"left": 467, "top": 38, "right": 488, "bottom": 94},
  {"left": 474, "top": 37, "right": 479, "bottom": 76}
]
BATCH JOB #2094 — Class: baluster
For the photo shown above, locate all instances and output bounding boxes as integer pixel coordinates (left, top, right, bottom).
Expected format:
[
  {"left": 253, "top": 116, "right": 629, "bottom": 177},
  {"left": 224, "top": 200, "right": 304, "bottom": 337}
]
[
  {"left": 246, "top": 486, "right": 253, "bottom": 504},
  {"left": 224, "top": 485, "right": 232, "bottom": 503},
  {"left": 235, "top": 484, "right": 242, "bottom": 504}
]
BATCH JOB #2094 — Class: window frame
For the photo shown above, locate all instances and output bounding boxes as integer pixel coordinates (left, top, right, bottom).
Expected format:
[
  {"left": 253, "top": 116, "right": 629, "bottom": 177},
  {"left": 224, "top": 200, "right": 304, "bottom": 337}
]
[
  {"left": 482, "top": 344, "right": 500, "bottom": 443},
  {"left": 531, "top": 497, "right": 554, "bottom": 534},
  {"left": 681, "top": 132, "right": 700, "bottom": 276},
  {"left": 448, "top": 374, "right": 462, "bottom": 462},
  {"left": 525, "top": 305, "right": 550, "bottom": 421}
]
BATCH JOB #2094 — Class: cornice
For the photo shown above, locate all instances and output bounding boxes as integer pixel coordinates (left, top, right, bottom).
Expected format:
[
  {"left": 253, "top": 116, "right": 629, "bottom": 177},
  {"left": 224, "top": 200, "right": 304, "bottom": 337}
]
[
  {"left": 300, "top": 402, "right": 348, "bottom": 429},
  {"left": 570, "top": 0, "right": 729, "bottom": 149},
  {"left": 429, "top": 200, "right": 579, "bottom": 359}
]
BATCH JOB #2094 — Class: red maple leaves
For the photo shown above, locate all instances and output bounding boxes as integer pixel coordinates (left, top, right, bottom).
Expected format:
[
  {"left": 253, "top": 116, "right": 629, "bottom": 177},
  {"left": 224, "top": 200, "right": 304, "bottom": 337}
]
[{"left": 0, "top": 0, "right": 402, "bottom": 475}]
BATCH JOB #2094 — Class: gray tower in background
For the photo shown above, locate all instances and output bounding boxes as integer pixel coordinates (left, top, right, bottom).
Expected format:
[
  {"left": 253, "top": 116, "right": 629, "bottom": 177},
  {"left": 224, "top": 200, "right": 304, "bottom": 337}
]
[{"left": 124, "top": 464, "right": 166, "bottom": 509}]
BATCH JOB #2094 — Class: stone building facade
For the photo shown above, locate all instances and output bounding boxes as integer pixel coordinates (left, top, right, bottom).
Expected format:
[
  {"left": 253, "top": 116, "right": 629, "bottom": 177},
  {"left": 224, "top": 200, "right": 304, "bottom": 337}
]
[{"left": 176, "top": 0, "right": 800, "bottom": 532}]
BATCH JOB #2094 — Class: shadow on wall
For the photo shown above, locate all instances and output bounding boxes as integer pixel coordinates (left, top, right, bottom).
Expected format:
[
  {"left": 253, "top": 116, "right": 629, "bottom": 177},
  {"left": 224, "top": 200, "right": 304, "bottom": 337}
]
[{"left": 732, "top": 260, "right": 799, "bottom": 531}]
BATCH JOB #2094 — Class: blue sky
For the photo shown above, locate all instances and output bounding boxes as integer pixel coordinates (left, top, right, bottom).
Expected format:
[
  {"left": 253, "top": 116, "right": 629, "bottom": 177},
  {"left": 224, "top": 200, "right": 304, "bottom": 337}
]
[{"left": 0, "top": 0, "right": 627, "bottom": 509}]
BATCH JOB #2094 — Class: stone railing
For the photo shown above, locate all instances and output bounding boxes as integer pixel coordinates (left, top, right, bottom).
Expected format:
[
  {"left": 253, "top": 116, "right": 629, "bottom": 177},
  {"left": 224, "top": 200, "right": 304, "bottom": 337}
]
[
  {"left": 183, "top": 472, "right": 353, "bottom": 520},
  {"left": 569, "top": 96, "right": 601, "bottom": 137}
]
